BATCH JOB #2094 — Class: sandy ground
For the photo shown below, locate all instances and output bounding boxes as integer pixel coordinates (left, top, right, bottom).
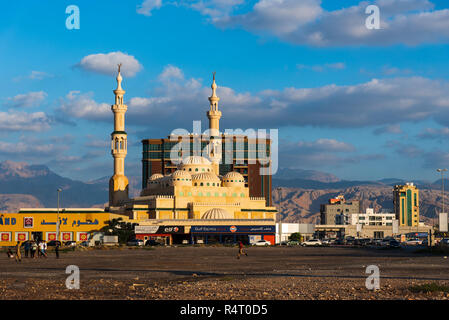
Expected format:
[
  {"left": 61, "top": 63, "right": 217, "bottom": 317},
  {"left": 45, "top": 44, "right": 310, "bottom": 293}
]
[{"left": 1, "top": 245, "right": 449, "bottom": 300}]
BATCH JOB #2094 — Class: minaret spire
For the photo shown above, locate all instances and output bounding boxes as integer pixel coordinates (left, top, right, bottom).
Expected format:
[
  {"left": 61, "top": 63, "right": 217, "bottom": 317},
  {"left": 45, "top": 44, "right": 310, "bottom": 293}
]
[
  {"left": 206, "top": 72, "right": 222, "bottom": 175},
  {"left": 109, "top": 63, "right": 129, "bottom": 207},
  {"left": 207, "top": 72, "right": 222, "bottom": 134}
]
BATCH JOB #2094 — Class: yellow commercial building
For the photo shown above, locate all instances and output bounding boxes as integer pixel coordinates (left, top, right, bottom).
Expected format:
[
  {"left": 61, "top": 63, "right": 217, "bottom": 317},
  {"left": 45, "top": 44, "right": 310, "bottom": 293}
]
[{"left": 0, "top": 208, "right": 126, "bottom": 246}]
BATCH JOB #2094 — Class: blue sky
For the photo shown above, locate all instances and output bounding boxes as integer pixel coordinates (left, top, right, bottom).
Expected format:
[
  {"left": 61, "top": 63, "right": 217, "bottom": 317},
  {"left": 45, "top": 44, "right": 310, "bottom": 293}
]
[{"left": 1, "top": 0, "right": 449, "bottom": 183}]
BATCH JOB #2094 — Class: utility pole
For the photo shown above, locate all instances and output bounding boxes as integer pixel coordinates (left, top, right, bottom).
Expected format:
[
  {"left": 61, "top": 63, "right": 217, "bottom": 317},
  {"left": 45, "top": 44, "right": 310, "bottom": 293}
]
[{"left": 57, "top": 188, "right": 62, "bottom": 242}]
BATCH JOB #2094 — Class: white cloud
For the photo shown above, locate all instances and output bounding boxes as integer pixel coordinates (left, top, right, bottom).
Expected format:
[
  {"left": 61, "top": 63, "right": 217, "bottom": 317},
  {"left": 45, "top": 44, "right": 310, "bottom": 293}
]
[
  {"left": 197, "top": 0, "right": 449, "bottom": 47},
  {"left": 158, "top": 65, "right": 184, "bottom": 82},
  {"left": 7, "top": 91, "right": 47, "bottom": 108},
  {"left": 77, "top": 52, "right": 143, "bottom": 77},
  {"left": 0, "top": 141, "right": 57, "bottom": 155},
  {"left": 137, "top": 0, "right": 162, "bottom": 16},
  {"left": 0, "top": 111, "right": 51, "bottom": 131},
  {"left": 58, "top": 91, "right": 110, "bottom": 121},
  {"left": 13, "top": 71, "right": 53, "bottom": 82},
  {"left": 297, "top": 62, "right": 346, "bottom": 72},
  {"left": 58, "top": 66, "right": 449, "bottom": 133}
]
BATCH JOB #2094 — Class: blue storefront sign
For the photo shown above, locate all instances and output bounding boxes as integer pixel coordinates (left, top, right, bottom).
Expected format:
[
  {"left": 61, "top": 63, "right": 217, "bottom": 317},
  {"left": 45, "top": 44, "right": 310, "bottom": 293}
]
[{"left": 191, "top": 225, "right": 275, "bottom": 234}]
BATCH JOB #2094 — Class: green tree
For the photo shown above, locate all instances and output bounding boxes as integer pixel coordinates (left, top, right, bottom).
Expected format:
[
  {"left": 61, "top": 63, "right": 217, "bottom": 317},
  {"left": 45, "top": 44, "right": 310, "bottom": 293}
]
[
  {"left": 100, "top": 218, "right": 137, "bottom": 244},
  {"left": 289, "top": 232, "right": 301, "bottom": 241}
]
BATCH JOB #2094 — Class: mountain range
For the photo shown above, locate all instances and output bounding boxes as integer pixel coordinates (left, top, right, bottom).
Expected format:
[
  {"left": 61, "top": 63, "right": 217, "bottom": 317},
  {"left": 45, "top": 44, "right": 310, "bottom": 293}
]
[{"left": 0, "top": 161, "right": 446, "bottom": 225}]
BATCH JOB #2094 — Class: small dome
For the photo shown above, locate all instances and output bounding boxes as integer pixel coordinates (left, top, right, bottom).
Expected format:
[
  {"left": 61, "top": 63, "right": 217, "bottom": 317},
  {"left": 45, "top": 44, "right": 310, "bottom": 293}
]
[
  {"left": 149, "top": 173, "right": 164, "bottom": 181},
  {"left": 170, "top": 170, "right": 192, "bottom": 186},
  {"left": 222, "top": 171, "right": 245, "bottom": 187},
  {"left": 172, "top": 170, "right": 192, "bottom": 179},
  {"left": 192, "top": 172, "right": 221, "bottom": 187},
  {"left": 182, "top": 156, "right": 211, "bottom": 165},
  {"left": 147, "top": 173, "right": 164, "bottom": 189},
  {"left": 202, "top": 208, "right": 232, "bottom": 219},
  {"left": 178, "top": 156, "right": 213, "bottom": 174},
  {"left": 223, "top": 171, "right": 244, "bottom": 180}
]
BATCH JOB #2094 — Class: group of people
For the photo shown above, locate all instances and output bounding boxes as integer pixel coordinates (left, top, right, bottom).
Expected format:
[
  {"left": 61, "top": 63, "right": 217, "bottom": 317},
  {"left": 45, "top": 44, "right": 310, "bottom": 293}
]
[{"left": 6, "top": 240, "right": 55, "bottom": 262}]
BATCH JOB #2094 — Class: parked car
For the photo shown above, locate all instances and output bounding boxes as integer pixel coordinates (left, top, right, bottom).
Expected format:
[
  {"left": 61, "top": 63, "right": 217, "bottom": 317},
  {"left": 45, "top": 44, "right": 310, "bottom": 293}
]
[
  {"left": 79, "top": 241, "right": 91, "bottom": 247},
  {"left": 344, "top": 236, "right": 355, "bottom": 245},
  {"left": 405, "top": 239, "right": 422, "bottom": 246},
  {"left": 253, "top": 240, "right": 271, "bottom": 246},
  {"left": 333, "top": 238, "right": 344, "bottom": 245},
  {"left": 440, "top": 238, "right": 449, "bottom": 246},
  {"left": 388, "top": 240, "right": 401, "bottom": 248},
  {"left": 321, "top": 239, "right": 331, "bottom": 246},
  {"left": 145, "top": 239, "right": 162, "bottom": 246},
  {"left": 64, "top": 241, "right": 77, "bottom": 247},
  {"left": 354, "top": 238, "right": 371, "bottom": 246},
  {"left": 127, "top": 239, "right": 144, "bottom": 246},
  {"left": 302, "top": 239, "right": 322, "bottom": 247},
  {"left": 46, "top": 240, "right": 62, "bottom": 247},
  {"left": 287, "top": 240, "right": 300, "bottom": 246}
]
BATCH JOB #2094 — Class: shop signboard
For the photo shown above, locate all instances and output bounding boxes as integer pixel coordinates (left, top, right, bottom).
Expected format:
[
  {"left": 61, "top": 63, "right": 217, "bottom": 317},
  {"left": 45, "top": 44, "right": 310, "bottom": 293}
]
[
  {"left": 135, "top": 226, "right": 185, "bottom": 234},
  {"left": 191, "top": 225, "right": 275, "bottom": 234}
]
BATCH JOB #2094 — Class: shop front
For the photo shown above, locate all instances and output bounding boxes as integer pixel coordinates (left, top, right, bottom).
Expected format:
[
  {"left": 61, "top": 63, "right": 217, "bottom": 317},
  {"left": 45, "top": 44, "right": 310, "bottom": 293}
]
[
  {"left": 190, "top": 225, "right": 276, "bottom": 245},
  {"left": 0, "top": 210, "right": 112, "bottom": 246},
  {"left": 135, "top": 225, "right": 187, "bottom": 245}
]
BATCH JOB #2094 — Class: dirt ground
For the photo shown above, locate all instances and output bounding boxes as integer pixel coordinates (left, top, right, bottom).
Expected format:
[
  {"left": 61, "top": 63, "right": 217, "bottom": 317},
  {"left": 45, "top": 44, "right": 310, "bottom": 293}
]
[{"left": 1, "top": 245, "right": 449, "bottom": 300}]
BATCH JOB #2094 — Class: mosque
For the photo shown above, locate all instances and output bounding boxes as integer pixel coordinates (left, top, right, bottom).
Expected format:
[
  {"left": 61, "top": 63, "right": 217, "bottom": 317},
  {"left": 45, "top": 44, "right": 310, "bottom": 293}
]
[
  {"left": 0, "top": 66, "right": 277, "bottom": 246},
  {"left": 108, "top": 66, "right": 277, "bottom": 245}
]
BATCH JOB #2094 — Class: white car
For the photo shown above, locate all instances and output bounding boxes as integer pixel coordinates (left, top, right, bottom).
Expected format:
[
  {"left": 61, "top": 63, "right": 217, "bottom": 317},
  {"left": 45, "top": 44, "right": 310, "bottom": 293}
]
[
  {"left": 302, "top": 239, "right": 322, "bottom": 247},
  {"left": 253, "top": 240, "right": 271, "bottom": 246},
  {"left": 405, "top": 239, "right": 422, "bottom": 246}
]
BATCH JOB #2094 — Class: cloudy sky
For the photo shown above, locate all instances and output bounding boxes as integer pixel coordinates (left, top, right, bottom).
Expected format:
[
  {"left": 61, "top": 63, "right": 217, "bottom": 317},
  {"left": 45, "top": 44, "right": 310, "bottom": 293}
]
[{"left": 1, "top": 0, "right": 449, "bottom": 182}]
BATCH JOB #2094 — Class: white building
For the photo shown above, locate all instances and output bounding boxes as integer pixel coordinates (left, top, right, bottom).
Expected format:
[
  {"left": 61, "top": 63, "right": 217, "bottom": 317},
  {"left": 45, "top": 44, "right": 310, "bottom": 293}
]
[
  {"left": 275, "top": 223, "right": 315, "bottom": 244},
  {"left": 351, "top": 208, "right": 395, "bottom": 226}
]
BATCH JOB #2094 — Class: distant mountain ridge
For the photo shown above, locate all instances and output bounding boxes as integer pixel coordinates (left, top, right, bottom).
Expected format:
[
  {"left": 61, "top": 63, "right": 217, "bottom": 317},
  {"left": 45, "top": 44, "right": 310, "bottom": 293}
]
[
  {"left": 273, "top": 168, "right": 340, "bottom": 183},
  {"left": 0, "top": 161, "right": 108, "bottom": 209},
  {"left": 0, "top": 161, "right": 444, "bottom": 225}
]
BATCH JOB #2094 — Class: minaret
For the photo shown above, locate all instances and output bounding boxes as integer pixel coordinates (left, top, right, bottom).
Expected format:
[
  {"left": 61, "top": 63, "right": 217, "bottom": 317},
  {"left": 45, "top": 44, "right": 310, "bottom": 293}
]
[
  {"left": 207, "top": 72, "right": 222, "bottom": 175},
  {"left": 109, "top": 64, "right": 129, "bottom": 207}
]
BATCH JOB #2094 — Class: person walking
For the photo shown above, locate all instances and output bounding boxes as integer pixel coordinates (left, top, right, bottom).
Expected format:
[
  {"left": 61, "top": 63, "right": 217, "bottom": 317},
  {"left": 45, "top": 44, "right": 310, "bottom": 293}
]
[
  {"left": 30, "top": 241, "right": 37, "bottom": 258},
  {"left": 237, "top": 241, "right": 248, "bottom": 259},
  {"left": 38, "top": 241, "right": 47, "bottom": 258},
  {"left": 55, "top": 241, "right": 60, "bottom": 259},
  {"left": 15, "top": 241, "right": 22, "bottom": 262},
  {"left": 41, "top": 241, "right": 47, "bottom": 258}
]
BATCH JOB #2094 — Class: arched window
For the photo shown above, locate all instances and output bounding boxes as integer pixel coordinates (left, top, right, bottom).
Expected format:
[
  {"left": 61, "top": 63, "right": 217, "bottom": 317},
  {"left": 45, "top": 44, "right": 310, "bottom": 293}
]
[{"left": 200, "top": 182, "right": 204, "bottom": 186}]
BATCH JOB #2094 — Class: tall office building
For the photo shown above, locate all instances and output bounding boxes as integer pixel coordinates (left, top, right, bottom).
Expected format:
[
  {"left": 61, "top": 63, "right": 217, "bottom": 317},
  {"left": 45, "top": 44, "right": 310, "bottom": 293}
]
[{"left": 393, "top": 183, "right": 419, "bottom": 227}]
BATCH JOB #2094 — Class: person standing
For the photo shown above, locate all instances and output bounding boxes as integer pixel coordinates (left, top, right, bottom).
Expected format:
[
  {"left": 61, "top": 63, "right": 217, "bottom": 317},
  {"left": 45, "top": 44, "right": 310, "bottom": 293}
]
[
  {"left": 24, "top": 241, "right": 30, "bottom": 258},
  {"left": 30, "top": 241, "right": 37, "bottom": 258},
  {"left": 15, "top": 241, "right": 22, "bottom": 262},
  {"left": 55, "top": 241, "right": 60, "bottom": 259},
  {"left": 237, "top": 241, "right": 248, "bottom": 259}
]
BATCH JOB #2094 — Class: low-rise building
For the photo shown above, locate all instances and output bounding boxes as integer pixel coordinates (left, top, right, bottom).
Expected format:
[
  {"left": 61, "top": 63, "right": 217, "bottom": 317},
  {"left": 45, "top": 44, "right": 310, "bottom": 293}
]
[
  {"left": 275, "top": 223, "right": 315, "bottom": 244},
  {"left": 320, "top": 195, "right": 359, "bottom": 225},
  {"left": 351, "top": 208, "right": 395, "bottom": 226}
]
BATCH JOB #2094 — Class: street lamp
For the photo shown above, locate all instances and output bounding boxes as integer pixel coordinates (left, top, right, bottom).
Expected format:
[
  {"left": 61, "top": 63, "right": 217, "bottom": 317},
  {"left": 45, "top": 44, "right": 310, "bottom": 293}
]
[
  {"left": 437, "top": 169, "right": 448, "bottom": 221},
  {"left": 57, "top": 188, "right": 62, "bottom": 242}
]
